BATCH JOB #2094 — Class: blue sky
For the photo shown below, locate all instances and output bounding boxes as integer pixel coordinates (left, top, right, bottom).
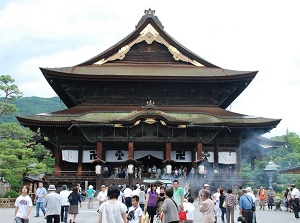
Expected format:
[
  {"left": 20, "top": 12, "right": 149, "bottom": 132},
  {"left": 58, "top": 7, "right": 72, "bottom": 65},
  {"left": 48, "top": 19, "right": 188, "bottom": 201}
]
[{"left": 1, "top": 0, "right": 300, "bottom": 137}]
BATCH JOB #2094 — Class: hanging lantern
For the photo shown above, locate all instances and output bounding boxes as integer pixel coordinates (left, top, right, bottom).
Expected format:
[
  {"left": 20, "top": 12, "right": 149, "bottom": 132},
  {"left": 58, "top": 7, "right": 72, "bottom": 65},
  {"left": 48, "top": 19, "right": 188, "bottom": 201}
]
[
  {"left": 198, "top": 164, "right": 205, "bottom": 174},
  {"left": 166, "top": 164, "right": 172, "bottom": 174},
  {"left": 95, "top": 165, "right": 101, "bottom": 175},
  {"left": 128, "top": 164, "right": 134, "bottom": 174}
]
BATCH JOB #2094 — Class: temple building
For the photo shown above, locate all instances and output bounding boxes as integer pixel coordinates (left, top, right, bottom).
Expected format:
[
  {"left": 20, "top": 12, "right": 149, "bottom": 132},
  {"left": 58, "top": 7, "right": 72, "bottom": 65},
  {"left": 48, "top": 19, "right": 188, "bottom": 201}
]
[{"left": 17, "top": 9, "right": 281, "bottom": 188}]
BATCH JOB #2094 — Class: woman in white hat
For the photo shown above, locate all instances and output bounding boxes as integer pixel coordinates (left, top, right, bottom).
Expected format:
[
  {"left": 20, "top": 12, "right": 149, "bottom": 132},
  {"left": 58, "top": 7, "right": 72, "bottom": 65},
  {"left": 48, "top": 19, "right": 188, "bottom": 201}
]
[{"left": 86, "top": 185, "right": 96, "bottom": 209}]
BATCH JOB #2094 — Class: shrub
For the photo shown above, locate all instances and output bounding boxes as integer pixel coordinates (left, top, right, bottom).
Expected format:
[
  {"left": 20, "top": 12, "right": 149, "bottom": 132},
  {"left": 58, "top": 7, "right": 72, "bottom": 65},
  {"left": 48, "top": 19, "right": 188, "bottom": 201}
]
[{"left": 3, "top": 190, "right": 19, "bottom": 198}]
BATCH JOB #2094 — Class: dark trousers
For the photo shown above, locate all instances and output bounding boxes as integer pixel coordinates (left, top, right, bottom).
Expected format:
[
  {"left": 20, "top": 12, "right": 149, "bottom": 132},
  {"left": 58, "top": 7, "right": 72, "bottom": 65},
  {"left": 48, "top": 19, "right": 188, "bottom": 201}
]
[
  {"left": 220, "top": 207, "right": 226, "bottom": 222},
  {"left": 292, "top": 198, "right": 299, "bottom": 218},
  {"left": 46, "top": 215, "right": 60, "bottom": 223},
  {"left": 242, "top": 210, "right": 253, "bottom": 223},
  {"left": 147, "top": 206, "right": 157, "bottom": 223},
  {"left": 125, "top": 197, "right": 132, "bottom": 209},
  {"left": 61, "top": 205, "right": 69, "bottom": 222}
]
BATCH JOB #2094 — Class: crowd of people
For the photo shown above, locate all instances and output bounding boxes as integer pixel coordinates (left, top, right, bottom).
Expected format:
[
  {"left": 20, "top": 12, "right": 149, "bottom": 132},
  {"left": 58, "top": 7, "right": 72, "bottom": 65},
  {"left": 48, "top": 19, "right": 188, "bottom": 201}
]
[
  {"left": 103, "top": 165, "right": 195, "bottom": 180},
  {"left": 13, "top": 180, "right": 300, "bottom": 223}
]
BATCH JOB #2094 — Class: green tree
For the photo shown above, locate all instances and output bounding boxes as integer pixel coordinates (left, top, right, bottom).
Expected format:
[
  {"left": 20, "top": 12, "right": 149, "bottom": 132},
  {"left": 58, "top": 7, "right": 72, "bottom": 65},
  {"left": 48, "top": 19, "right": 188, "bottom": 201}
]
[
  {"left": 0, "top": 75, "right": 23, "bottom": 117},
  {"left": 0, "top": 123, "right": 54, "bottom": 191}
]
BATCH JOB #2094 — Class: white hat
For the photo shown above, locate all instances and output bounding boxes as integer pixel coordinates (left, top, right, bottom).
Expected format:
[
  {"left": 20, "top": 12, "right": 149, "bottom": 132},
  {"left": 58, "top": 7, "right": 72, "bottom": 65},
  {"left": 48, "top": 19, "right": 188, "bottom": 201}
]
[
  {"left": 48, "top": 185, "right": 56, "bottom": 191},
  {"left": 88, "top": 185, "right": 94, "bottom": 189},
  {"left": 246, "top": 187, "right": 252, "bottom": 192},
  {"left": 204, "top": 184, "right": 209, "bottom": 187},
  {"left": 101, "top": 185, "right": 106, "bottom": 188}
]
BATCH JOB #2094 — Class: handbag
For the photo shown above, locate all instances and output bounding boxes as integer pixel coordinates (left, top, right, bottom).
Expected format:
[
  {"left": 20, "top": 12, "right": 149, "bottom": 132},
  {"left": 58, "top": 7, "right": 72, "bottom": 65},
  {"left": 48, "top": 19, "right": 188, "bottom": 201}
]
[
  {"left": 178, "top": 211, "right": 187, "bottom": 220},
  {"left": 244, "top": 195, "right": 255, "bottom": 212},
  {"left": 142, "top": 212, "right": 149, "bottom": 223},
  {"left": 222, "top": 201, "right": 227, "bottom": 208}
]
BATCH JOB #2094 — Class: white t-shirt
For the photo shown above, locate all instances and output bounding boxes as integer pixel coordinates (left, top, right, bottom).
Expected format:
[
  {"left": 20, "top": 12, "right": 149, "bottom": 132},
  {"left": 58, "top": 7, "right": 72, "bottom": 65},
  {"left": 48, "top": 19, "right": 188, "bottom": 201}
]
[
  {"left": 183, "top": 202, "right": 195, "bottom": 220},
  {"left": 99, "top": 200, "right": 127, "bottom": 223},
  {"left": 97, "top": 191, "right": 108, "bottom": 202},
  {"left": 60, "top": 190, "right": 71, "bottom": 206},
  {"left": 123, "top": 188, "right": 133, "bottom": 198},
  {"left": 291, "top": 188, "right": 300, "bottom": 198},
  {"left": 15, "top": 195, "right": 33, "bottom": 219},
  {"left": 213, "top": 192, "right": 220, "bottom": 202},
  {"left": 128, "top": 205, "right": 143, "bottom": 223}
]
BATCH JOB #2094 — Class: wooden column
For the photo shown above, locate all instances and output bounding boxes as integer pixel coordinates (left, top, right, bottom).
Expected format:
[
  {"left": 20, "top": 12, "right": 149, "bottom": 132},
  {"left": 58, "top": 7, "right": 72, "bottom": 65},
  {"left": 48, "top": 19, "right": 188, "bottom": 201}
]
[
  {"left": 54, "top": 146, "right": 62, "bottom": 176},
  {"left": 128, "top": 141, "right": 134, "bottom": 159},
  {"left": 236, "top": 139, "right": 242, "bottom": 173},
  {"left": 77, "top": 145, "right": 83, "bottom": 176},
  {"left": 196, "top": 142, "right": 203, "bottom": 161},
  {"left": 166, "top": 142, "right": 171, "bottom": 161},
  {"left": 97, "top": 141, "right": 103, "bottom": 160},
  {"left": 214, "top": 144, "right": 219, "bottom": 172}
]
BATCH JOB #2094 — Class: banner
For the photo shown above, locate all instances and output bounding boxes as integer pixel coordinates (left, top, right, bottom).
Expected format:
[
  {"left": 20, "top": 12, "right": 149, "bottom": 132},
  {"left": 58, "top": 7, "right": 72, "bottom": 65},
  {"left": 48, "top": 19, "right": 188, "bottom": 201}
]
[
  {"left": 218, "top": 152, "right": 236, "bottom": 164},
  {"left": 171, "top": 150, "right": 192, "bottom": 162}
]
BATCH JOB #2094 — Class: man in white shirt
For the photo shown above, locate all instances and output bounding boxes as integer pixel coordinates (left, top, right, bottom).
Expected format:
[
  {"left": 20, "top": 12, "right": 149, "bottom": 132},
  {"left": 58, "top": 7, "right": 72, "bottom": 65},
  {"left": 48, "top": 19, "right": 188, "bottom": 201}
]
[
  {"left": 96, "top": 185, "right": 108, "bottom": 214},
  {"left": 246, "top": 187, "right": 257, "bottom": 223},
  {"left": 59, "top": 185, "right": 70, "bottom": 223},
  {"left": 291, "top": 184, "right": 300, "bottom": 219},
  {"left": 14, "top": 185, "right": 33, "bottom": 223},
  {"left": 123, "top": 184, "right": 133, "bottom": 209}
]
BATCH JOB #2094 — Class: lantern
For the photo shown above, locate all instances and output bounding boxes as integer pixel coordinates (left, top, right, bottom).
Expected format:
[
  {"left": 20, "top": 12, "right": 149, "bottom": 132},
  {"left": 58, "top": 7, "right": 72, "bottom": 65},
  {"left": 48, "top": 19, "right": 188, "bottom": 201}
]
[
  {"left": 128, "top": 164, "right": 134, "bottom": 174},
  {"left": 95, "top": 165, "right": 101, "bottom": 175},
  {"left": 166, "top": 164, "right": 172, "bottom": 174},
  {"left": 198, "top": 164, "right": 205, "bottom": 174}
]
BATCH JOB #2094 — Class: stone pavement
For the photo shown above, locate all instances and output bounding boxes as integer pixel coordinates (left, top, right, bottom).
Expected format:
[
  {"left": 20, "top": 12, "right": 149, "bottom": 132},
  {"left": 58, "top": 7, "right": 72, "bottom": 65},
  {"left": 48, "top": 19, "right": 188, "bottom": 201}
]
[{"left": 2, "top": 201, "right": 298, "bottom": 223}]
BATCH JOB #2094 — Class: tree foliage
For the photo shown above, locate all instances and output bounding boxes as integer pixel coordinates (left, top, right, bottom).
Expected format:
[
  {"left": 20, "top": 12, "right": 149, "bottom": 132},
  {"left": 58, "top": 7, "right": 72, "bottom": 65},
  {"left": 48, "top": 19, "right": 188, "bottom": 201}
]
[
  {"left": 0, "top": 123, "right": 54, "bottom": 191},
  {"left": 0, "top": 75, "right": 23, "bottom": 117}
]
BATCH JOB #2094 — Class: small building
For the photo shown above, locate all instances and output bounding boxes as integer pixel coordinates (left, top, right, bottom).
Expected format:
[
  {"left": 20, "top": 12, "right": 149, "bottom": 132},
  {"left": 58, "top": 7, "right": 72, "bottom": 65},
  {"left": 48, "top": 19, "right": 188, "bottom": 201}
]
[{"left": 17, "top": 9, "right": 281, "bottom": 188}]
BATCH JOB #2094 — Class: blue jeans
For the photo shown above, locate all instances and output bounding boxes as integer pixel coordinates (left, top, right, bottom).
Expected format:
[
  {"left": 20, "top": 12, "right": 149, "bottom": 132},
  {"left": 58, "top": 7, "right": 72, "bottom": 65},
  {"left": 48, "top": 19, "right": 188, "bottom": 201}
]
[
  {"left": 61, "top": 205, "right": 69, "bottom": 222},
  {"left": 35, "top": 201, "right": 46, "bottom": 216},
  {"left": 15, "top": 217, "right": 29, "bottom": 223}
]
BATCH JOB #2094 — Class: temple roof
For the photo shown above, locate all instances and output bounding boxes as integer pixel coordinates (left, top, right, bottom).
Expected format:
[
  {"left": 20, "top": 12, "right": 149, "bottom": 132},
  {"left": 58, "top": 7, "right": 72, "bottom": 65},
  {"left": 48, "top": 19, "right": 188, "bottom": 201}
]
[{"left": 16, "top": 105, "right": 281, "bottom": 130}]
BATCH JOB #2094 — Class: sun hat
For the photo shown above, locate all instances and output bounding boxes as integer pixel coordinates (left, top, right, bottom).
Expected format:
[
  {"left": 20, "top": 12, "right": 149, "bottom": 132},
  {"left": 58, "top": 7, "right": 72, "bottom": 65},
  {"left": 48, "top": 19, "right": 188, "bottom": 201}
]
[
  {"left": 48, "top": 185, "right": 56, "bottom": 191},
  {"left": 88, "top": 185, "right": 94, "bottom": 189}
]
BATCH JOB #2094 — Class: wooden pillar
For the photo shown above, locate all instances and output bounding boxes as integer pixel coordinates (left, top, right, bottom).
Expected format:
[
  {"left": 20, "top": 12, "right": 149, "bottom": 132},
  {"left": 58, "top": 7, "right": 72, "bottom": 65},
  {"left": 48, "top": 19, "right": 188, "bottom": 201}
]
[
  {"left": 128, "top": 141, "right": 134, "bottom": 159},
  {"left": 97, "top": 141, "right": 103, "bottom": 160},
  {"left": 166, "top": 142, "right": 171, "bottom": 161},
  {"left": 54, "top": 146, "right": 62, "bottom": 176},
  {"left": 196, "top": 142, "right": 203, "bottom": 161},
  {"left": 213, "top": 141, "right": 219, "bottom": 172},
  {"left": 77, "top": 145, "right": 83, "bottom": 176},
  {"left": 236, "top": 140, "right": 242, "bottom": 173}
]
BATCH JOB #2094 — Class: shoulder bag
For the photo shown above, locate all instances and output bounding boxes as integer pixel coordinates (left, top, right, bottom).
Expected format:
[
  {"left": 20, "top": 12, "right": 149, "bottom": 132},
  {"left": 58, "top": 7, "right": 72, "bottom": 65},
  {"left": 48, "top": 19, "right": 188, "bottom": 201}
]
[{"left": 244, "top": 196, "right": 255, "bottom": 212}]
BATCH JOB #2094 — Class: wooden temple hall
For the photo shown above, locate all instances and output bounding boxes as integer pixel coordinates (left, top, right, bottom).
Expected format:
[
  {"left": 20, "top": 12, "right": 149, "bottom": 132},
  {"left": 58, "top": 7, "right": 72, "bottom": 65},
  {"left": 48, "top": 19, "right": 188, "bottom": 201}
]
[{"left": 17, "top": 9, "right": 281, "bottom": 187}]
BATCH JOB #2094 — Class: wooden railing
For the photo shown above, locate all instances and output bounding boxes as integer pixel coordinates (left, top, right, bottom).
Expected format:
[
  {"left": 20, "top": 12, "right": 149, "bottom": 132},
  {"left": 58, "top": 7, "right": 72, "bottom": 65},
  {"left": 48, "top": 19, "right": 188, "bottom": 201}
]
[{"left": 0, "top": 198, "right": 16, "bottom": 208}]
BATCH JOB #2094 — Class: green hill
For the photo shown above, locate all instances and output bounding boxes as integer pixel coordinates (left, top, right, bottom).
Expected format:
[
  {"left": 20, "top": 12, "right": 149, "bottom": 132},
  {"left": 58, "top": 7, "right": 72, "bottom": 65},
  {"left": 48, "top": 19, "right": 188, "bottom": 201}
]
[{"left": 1, "top": 97, "right": 66, "bottom": 123}]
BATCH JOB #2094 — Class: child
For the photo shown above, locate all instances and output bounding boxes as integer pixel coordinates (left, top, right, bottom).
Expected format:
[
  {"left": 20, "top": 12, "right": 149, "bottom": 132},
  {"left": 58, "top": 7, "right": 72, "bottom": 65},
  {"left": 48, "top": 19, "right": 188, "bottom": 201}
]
[
  {"left": 128, "top": 195, "right": 143, "bottom": 223},
  {"left": 183, "top": 197, "right": 195, "bottom": 223}
]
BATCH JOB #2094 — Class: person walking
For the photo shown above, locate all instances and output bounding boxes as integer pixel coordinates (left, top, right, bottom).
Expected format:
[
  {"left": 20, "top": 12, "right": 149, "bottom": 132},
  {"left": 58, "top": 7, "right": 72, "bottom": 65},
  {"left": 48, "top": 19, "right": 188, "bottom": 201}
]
[
  {"left": 225, "top": 188, "right": 236, "bottom": 223},
  {"left": 34, "top": 182, "right": 47, "bottom": 217},
  {"left": 291, "top": 183, "right": 300, "bottom": 219},
  {"left": 257, "top": 185, "right": 265, "bottom": 210},
  {"left": 98, "top": 185, "right": 127, "bottom": 223},
  {"left": 161, "top": 188, "right": 180, "bottom": 223},
  {"left": 127, "top": 195, "right": 143, "bottom": 223},
  {"left": 14, "top": 185, "right": 33, "bottom": 223},
  {"left": 199, "top": 189, "right": 216, "bottom": 223},
  {"left": 44, "top": 184, "right": 61, "bottom": 223},
  {"left": 267, "top": 187, "right": 275, "bottom": 210},
  {"left": 145, "top": 184, "right": 158, "bottom": 223},
  {"left": 60, "top": 185, "right": 71, "bottom": 223},
  {"left": 219, "top": 189, "right": 226, "bottom": 223},
  {"left": 68, "top": 186, "right": 82, "bottom": 223},
  {"left": 86, "top": 185, "right": 96, "bottom": 209},
  {"left": 239, "top": 189, "right": 253, "bottom": 223},
  {"left": 183, "top": 197, "right": 195, "bottom": 223}
]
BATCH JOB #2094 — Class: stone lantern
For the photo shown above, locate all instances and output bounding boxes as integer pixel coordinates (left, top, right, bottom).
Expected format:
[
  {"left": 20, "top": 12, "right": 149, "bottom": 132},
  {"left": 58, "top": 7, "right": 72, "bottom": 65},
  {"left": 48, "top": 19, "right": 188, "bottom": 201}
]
[{"left": 264, "top": 160, "right": 278, "bottom": 190}]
